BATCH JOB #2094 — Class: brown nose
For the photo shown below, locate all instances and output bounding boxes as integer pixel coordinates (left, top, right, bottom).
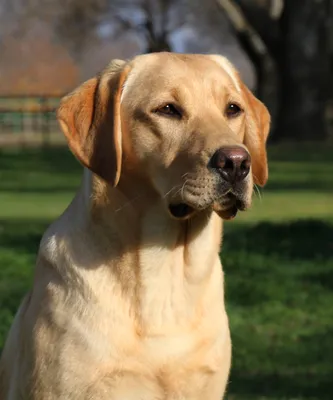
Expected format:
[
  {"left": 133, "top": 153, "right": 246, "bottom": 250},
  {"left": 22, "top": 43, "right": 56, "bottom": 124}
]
[{"left": 211, "top": 146, "right": 251, "bottom": 183}]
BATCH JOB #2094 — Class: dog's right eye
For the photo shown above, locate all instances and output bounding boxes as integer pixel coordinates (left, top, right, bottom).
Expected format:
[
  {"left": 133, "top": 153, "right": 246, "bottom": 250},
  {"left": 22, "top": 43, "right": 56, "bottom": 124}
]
[{"left": 155, "top": 104, "right": 182, "bottom": 118}]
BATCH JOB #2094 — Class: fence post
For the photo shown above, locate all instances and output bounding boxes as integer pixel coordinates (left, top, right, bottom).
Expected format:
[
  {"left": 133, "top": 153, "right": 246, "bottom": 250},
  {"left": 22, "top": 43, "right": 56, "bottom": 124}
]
[
  {"left": 40, "top": 97, "right": 50, "bottom": 148},
  {"left": 0, "top": 95, "right": 62, "bottom": 147}
]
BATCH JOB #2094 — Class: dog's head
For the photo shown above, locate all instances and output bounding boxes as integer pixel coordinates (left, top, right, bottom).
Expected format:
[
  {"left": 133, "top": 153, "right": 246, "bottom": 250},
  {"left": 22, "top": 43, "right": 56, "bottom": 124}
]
[{"left": 58, "top": 53, "right": 270, "bottom": 220}]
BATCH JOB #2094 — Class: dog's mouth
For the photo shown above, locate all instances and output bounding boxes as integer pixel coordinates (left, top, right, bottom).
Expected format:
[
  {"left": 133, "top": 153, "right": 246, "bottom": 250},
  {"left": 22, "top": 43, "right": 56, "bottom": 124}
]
[
  {"left": 213, "top": 192, "right": 247, "bottom": 220},
  {"left": 168, "top": 203, "right": 195, "bottom": 220},
  {"left": 168, "top": 194, "right": 246, "bottom": 221}
]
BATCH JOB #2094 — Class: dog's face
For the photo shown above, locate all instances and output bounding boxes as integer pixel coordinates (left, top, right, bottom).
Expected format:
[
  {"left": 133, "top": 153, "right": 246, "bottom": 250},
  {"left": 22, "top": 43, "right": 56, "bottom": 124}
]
[{"left": 58, "top": 53, "right": 270, "bottom": 220}]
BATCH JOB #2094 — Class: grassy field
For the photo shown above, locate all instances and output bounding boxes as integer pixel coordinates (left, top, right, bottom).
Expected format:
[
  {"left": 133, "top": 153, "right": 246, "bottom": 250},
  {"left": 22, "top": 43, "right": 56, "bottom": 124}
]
[{"left": 0, "top": 143, "right": 333, "bottom": 399}]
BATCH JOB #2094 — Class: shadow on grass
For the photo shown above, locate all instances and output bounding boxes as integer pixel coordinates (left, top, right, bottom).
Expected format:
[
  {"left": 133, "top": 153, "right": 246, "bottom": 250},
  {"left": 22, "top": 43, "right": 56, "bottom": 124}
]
[
  {"left": 265, "top": 179, "right": 333, "bottom": 193},
  {"left": 263, "top": 162, "right": 333, "bottom": 193},
  {"left": 0, "top": 147, "right": 81, "bottom": 194},
  {"left": 224, "top": 219, "right": 333, "bottom": 261},
  {"left": 0, "top": 219, "right": 49, "bottom": 254},
  {"left": 0, "top": 146, "right": 77, "bottom": 174},
  {"left": 267, "top": 142, "right": 333, "bottom": 163},
  {"left": 1, "top": 216, "right": 333, "bottom": 399},
  {"left": 0, "top": 219, "right": 50, "bottom": 348},
  {"left": 222, "top": 219, "right": 333, "bottom": 399},
  {"left": 228, "top": 368, "right": 333, "bottom": 399}
]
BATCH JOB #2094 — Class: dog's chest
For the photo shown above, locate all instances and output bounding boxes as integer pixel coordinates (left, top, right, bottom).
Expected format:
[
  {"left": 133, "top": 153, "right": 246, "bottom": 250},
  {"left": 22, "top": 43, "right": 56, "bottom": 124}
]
[
  {"left": 95, "top": 250, "right": 227, "bottom": 397},
  {"left": 55, "top": 285, "right": 228, "bottom": 398},
  {"left": 91, "top": 325, "right": 229, "bottom": 400}
]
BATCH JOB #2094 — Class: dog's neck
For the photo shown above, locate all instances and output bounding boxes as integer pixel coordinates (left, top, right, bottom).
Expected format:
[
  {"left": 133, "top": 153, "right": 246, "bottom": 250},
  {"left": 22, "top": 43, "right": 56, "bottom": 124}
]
[
  {"left": 80, "top": 168, "right": 223, "bottom": 254},
  {"left": 72, "top": 169, "right": 224, "bottom": 331}
]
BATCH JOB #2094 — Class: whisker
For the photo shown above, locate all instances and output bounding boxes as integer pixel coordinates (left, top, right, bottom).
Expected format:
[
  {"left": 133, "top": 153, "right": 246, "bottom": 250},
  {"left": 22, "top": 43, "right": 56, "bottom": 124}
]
[
  {"left": 251, "top": 173, "right": 263, "bottom": 203},
  {"left": 115, "top": 183, "right": 184, "bottom": 214},
  {"left": 114, "top": 193, "right": 146, "bottom": 213},
  {"left": 181, "top": 180, "right": 189, "bottom": 201},
  {"left": 162, "top": 185, "right": 182, "bottom": 199},
  {"left": 205, "top": 210, "right": 211, "bottom": 225},
  {"left": 253, "top": 183, "right": 262, "bottom": 202}
]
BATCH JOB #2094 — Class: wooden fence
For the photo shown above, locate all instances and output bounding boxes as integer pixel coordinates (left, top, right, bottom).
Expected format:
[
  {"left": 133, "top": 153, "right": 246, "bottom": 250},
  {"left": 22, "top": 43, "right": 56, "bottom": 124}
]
[{"left": 0, "top": 95, "right": 64, "bottom": 147}]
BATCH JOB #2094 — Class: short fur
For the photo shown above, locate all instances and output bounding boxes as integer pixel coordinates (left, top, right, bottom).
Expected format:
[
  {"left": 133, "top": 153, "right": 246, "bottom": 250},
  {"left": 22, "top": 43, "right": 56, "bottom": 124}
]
[{"left": 0, "top": 53, "right": 270, "bottom": 399}]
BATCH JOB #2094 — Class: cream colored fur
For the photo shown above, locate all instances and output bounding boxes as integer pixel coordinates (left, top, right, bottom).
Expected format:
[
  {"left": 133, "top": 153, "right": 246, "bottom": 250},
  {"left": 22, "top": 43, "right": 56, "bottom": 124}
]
[{"left": 0, "top": 52, "right": 270, "bottom": 399}]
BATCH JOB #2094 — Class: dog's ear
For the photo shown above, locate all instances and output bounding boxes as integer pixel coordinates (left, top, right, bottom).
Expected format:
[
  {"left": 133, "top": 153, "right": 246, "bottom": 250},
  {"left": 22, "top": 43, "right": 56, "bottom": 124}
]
[
  {"left": 241, "top": 83, "right": 270, "bottom": 187},
  {"left": 57, "top": 60, "right": 130, "bottom": 187}
]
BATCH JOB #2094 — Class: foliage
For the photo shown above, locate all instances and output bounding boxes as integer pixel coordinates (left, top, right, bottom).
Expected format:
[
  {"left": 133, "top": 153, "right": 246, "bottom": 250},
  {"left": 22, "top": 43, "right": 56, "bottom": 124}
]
[{"left": 0, "top": 22, "right": 78, "bottom": 95}]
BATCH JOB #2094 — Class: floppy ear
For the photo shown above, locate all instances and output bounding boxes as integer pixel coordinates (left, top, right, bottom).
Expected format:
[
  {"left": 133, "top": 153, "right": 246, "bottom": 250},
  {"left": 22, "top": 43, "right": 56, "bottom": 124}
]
[
  {"left": 241, "top": 83, "right": 271, "bottom": 187},
  {"left": 57, "top": 60, "right": 130, "bottom": 187}
]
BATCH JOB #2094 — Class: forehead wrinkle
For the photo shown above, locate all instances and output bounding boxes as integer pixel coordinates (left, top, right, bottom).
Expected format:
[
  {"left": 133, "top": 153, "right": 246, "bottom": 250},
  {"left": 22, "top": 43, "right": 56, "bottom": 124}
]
[
  {"left": 197, "top": 72, "right": 230, "bottom": 112},
  {"left": 170, "top": 70, "right": 229, "bottom": 113},
  {"left": 208, "top": 70, "right": 244, "bottom": 109},
  {"left": 169, "top": 87, "right": 184, "bottom": 104},
  {"left": 121, "top": 56, "right": 239, "bottom": 111},
  {"left": 148, "top": 69, "right": 202, "bottom": 108},
  {"left": 212, "top": 82, "right": 228, "bottom": 107}
]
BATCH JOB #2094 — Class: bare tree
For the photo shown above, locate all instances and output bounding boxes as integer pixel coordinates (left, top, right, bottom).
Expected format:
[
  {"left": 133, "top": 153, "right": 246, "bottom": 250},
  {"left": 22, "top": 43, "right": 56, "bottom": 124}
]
[
  {"left": 215, "top": 1, "right": 275, "bottom": 101},
  {"left": 12, "top": 0, "right": 179, "bottom": 55},
  {"left": 277, "top": 0, "right": 330, "bottom": 140},
  {"left": 4, "top": 0, "right": 330, "bottom": 141},
  {"left": 227, "top": 0, "right": 331, "bottom": 140}
]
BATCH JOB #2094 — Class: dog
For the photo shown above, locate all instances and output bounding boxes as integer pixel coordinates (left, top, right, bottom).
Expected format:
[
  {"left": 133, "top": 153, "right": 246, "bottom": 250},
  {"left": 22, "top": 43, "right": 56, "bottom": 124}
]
[{"left": 0, "top": 52, "right": 270, "bottom": 399}]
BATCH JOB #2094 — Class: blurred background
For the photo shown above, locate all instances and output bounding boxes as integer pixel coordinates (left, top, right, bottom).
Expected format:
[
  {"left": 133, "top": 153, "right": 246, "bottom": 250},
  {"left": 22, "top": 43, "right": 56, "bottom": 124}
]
[{"left": 0, "top": 0, "right": 333, "bottom": 399}]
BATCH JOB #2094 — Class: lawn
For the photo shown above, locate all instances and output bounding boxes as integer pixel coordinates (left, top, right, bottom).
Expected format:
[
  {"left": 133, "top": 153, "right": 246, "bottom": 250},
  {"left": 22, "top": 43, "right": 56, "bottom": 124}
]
[{"left": 0, "top": 143, "right": 333, "bottom": 399}]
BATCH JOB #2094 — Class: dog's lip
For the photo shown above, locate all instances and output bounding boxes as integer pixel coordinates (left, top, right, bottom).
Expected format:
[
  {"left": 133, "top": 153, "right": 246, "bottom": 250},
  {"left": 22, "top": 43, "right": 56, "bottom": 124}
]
[
  {"left": 213, "top": 193, "right": 247, "bottom": 220},
  {"left": 168, "top": 203, "right": 195, "bottom": 220},
  {"left": 214, "top": 204, "right": 238, "bottom": 220},
  {"left": 167, "top": 193, "right": 246, "bottom": 221}
]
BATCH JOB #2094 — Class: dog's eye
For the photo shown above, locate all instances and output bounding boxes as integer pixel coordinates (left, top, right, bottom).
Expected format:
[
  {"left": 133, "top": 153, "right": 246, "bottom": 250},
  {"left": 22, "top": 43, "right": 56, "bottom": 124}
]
[
  {"left": 225, "top": 103, "right": 243, "bottom": 118},
  {"left": 156, "top": 104, "right": 182, "bottom": 118}
]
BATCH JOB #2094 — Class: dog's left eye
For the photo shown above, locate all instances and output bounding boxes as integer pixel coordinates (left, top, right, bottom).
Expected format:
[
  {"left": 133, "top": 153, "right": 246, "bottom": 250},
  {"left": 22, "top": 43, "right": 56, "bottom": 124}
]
[
  {"left": 225, "top": 103, "right": 243, "bottom": 118},
  {"left": 156, "top": 104, "right": 182, "bottom": 118}
]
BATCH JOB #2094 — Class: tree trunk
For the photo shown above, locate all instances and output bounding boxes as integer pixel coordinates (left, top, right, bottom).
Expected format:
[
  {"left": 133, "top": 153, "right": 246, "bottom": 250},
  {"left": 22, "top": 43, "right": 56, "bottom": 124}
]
[
  {"left": 276, "top": 0, "right": 330, "bottom": 141},
  {"left": 144, "top": 0, "right": 171, "bottom": 53},
  {"left": 146, "top": 35, "right": 171, "bottom": 53},
  {"left": 222, "top": 0, "right": 280, "bottom": 136}
]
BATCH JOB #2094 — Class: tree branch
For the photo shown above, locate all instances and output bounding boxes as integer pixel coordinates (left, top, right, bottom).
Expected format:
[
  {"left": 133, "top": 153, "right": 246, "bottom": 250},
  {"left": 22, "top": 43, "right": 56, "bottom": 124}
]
[
  {"left": 232, "top": 0, "right": 282, "bottom": 59},
  {"left": 217, "top": 0, "right": 279, "bottom": 132}
]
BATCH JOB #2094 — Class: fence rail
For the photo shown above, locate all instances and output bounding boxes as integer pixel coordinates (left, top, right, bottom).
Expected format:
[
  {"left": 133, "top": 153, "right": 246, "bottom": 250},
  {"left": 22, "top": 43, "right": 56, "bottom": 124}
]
[{"left": 0, "top": 95, "right": 64, "bottom": 147}]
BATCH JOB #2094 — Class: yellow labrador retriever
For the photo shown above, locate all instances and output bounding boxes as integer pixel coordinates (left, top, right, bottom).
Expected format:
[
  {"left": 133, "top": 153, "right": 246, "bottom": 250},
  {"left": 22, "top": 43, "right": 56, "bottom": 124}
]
[{"left": 0, "top": 52, "right": 270, "bottom": 399}]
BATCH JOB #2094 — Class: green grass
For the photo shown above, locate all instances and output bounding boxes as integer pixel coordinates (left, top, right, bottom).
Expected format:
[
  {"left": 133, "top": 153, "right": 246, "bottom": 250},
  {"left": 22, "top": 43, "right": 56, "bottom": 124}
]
[{"left": 0, "top": 144, "right": 333, "bottom": 399}]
